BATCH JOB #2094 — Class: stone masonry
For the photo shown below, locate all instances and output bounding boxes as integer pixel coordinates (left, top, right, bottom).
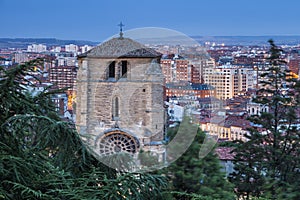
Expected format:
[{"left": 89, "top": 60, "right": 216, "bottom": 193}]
[{"left": 76, "top": 37, "right": 166, "bottom": 158}]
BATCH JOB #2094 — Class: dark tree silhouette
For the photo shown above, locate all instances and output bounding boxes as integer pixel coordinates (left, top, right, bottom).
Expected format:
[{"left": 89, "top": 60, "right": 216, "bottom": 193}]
[
  {"left": 229, "top": 40, "right": 300, "bottom": 200},
  {"left": 0, "top": 59, "right": 167, "bottom": 199}
]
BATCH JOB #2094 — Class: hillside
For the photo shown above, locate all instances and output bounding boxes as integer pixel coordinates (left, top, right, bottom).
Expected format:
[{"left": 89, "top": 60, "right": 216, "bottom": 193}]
[{"left": 0, "top": 38, "right": 99, "bottom": 49}]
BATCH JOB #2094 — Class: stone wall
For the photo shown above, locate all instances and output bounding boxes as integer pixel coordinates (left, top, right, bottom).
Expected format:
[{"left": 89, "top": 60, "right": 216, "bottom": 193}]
[{"left": 76, "top": 56, "right": 165, "bottom": 142}]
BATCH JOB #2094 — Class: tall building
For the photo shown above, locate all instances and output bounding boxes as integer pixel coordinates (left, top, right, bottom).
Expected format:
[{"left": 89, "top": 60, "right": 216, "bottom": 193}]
[
  {"left": 204, "top": 64, "right": 255, "bottom": 99},
  {"left": 76, "top": 34, "right": 166, "bottom": 162},
  {"left": 14, "top": 53, "right": 30, "bottom": 64},
  {"left": 161, "top": 54, "right": 190, "bottom": 83},
  {"left": 49, "top": 65, "right": 77, "bottom": 92},
  {"left": 161, "top": 54, "right": 215, "bottom": 84},
  {"left": 190, "top": 57, "right": 215, "bottom": 83}
]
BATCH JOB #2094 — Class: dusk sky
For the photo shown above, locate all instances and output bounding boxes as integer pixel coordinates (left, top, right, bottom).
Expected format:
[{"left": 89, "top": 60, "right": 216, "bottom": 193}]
[{"left": 1, "top": 0, "right": 300, "bottom": 42}]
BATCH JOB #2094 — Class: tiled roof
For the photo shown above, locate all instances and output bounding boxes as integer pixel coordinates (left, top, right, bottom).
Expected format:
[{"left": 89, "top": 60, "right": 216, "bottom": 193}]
[
  {"left": 208, "top": 116, "right": 226, "bottom": 124},
  {"left": 198, "top": 97, "right": 221, "bottom": 103},
  {"left": 223, "top": 115, "right": 250, "bottom": 129},
  {"left": 166, "top": 83, "right": 214, "bottom": 90},
  {"left": 78, "top": 37, "right": 161, "bottom": 58},
  {"left": 215, "top": 147, "right": 235, "bottom": 160}
]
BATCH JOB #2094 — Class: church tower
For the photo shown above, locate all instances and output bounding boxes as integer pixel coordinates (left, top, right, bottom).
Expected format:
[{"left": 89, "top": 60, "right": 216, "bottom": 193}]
[{"left": 76, "top": 31, "right": 166, "bottom": 162}]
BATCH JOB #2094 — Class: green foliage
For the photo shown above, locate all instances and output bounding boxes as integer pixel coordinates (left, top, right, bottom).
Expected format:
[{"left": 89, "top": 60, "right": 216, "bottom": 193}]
[
  {"left": 218, "top": 140, "right": 240, "bottom": 147},
  {"left": 138, "top": 149, "right": 160, "bottom": 168},
  {"left": 163, "top": 119, "right": 235, "bottom": 200},
  {"left": 0, "top": 60, "right": 167, "bottom": 199},
  {"left": 165, "top": 191, "right": 221, "bottom": 200},
  {"left": 229, "top": 40, "right": 300, "bottom": 200},
  {"left": 228, "top": 133, "right": 265, "bottom": 199}
]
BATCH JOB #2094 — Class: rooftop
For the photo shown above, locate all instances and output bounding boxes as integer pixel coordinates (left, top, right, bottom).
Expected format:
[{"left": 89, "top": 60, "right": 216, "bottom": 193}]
[
  {"left": 215, "top": 147, "right": 235, "bottom": 160},
  {"left": 166, "top": 82, "right": 215, "bottom": 90},
  {"left": 78, "top": 37, "right": 161, "bottom": 58}
]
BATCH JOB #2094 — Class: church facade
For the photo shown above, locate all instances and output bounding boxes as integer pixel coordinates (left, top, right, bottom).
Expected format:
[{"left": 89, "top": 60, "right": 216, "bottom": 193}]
[{"left": 76, "top": 34, "right": 166, "bottom": 161}]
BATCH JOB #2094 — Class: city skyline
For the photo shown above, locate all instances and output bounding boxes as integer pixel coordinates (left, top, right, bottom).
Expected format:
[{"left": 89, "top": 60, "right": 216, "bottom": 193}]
[{"left": 1, "top": 0, "right": 300, "bottom": 41}]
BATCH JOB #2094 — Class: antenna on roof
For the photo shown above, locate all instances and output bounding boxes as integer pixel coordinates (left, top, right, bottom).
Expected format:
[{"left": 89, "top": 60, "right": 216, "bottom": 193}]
[{"left": 118, "top": 22, "right": 125, "bottom": 39}]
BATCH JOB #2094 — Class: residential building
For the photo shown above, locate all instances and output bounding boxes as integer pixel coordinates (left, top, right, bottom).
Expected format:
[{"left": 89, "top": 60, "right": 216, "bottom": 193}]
[
  {"left": 81, "top": 45, "right": 93, "bottom": 53},
  {"left": 49, "top": 65, "right": 77, "bottom": 92},
  {"left": 161, "top": 54, "right": 215, "bottom": 84},
  {"left": 247, "top": 98, "right": 269, "bottom": 116},
  {"left": 161, "top": 54, "right": 190, "bottom": 83},
  {"left": 14, "top": 53, "right": 30, "bottom": 64},
  {"left": 65, "top": 44, "right": 79, "bottom": 53},
  {"left": 165, "top": 82, "right": 215, "bottom": 98},
  {"left": 204, "top": 64, "right": 255, "bottom": 99},
  {"left": 27, "top": 44, "right": 47, "bottom": 53},
  {"left": 200, "top": 114, "right": 250, "bottom": 141}
]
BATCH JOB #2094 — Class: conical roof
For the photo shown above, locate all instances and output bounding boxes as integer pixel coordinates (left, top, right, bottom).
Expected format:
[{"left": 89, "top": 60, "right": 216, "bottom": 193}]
[{"left": 78, "top": 37, "right": 161, "bottom": 58}]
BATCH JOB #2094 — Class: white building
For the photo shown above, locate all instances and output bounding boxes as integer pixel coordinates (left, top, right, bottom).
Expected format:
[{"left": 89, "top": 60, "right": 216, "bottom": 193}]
[
  {"left": 166, "top": 101, "right": 184, "bottom": 122},
  {"left": 50, "top": 46, "right": 62, "bottom": 52},
  {"left": 65, "top": 44, "right": 78, "bottom": 53},
  {"left": 56, "top": 56, "right": 77, "bottom": 66},
  {"left": 247, "top": 98, "right": 269, "bottom": 116},
  {"left": 27, "top": 44, "right": 47, "bottom": 53},
  {"left": 81, "top": 45, "right": 93, "bottom": 53}
]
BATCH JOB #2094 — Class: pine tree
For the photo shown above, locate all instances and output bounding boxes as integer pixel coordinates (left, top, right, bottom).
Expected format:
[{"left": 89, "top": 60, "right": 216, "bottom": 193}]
[
  {"left": 228, "top": 136, "right": 265, "bottom": 199},
  {"left": 163, "top": 118, "right": 235, "bottom": 200},
  {"left": 229, "top": 40, "right": 300, "bottom": 199},
  {"left": 0, "top": 60, "right": 167, "bottom": 199}
]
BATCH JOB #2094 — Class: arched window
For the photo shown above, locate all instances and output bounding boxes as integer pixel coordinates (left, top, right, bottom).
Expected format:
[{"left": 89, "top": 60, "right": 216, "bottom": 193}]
[
  {"left": 112, "top": 97, "right": 119, "bottom": 120},
  {"left": 108, "top": 61, "right": 115, "bottom": 78}
]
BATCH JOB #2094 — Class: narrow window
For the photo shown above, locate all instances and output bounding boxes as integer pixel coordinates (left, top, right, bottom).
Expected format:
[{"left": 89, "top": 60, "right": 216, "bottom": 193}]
[
  {"left": 112, "top": 97, "right": 119, "bottom": 120},
  {"left": 121, "top": 61, "right": 127, "bottom": 77},
  {"left": 108, "top": 61, "right": 115, "bottom": 78}
]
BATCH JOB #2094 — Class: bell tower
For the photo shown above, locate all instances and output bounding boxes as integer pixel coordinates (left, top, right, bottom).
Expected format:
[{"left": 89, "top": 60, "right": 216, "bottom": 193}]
[{"left": 76, "top": 31, "right": 166, "bottom": 163}]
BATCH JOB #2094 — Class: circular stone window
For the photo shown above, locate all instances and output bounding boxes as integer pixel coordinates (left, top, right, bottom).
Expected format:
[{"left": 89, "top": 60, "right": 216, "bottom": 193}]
[{"left": 96, "top": 130, "right": 139, "bottom": 156}]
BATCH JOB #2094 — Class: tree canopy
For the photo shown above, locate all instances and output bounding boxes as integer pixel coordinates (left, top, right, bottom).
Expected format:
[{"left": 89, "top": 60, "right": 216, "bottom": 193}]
[
  {"left": 229, "top": 40, "right": 300, "bottom": 200},
  {"left": 0, "top": 59, "right": 167, "bottom": 199},
  {"left": 162, "top": 118, "right": 235, "bottom": 200}
]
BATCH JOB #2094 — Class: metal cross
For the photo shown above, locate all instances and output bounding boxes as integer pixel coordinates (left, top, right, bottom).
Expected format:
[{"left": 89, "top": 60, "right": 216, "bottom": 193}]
[{"left": 118, "top": 22, "right": 125, "bottom": 34}]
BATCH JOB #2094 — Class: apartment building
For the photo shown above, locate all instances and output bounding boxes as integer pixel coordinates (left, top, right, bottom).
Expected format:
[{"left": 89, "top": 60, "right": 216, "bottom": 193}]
[{"left": 204, "top": 64, "right": 255, "bottom": 99}]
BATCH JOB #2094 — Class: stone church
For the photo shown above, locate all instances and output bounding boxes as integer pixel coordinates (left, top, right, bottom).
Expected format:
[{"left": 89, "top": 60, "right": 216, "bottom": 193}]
[{"left": 76, "top": 32, "right": 166, "bottom": 163}]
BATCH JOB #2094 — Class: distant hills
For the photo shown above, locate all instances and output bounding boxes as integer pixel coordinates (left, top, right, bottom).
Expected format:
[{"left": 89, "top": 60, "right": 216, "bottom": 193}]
[
  {"left": 191, "top": 36, "right": 300, "bottom": 46},
  {"left": 0, "top": 38, "right": 99, "bottom": 49},
  {"left": 1, "top": 36, "right": 300, "bottom": 49}
]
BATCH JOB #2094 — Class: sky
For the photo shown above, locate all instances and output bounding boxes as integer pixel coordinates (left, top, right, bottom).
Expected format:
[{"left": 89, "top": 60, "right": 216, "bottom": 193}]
[{"left": 1, "top": 0, "right": 300, "bottom": 42}]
